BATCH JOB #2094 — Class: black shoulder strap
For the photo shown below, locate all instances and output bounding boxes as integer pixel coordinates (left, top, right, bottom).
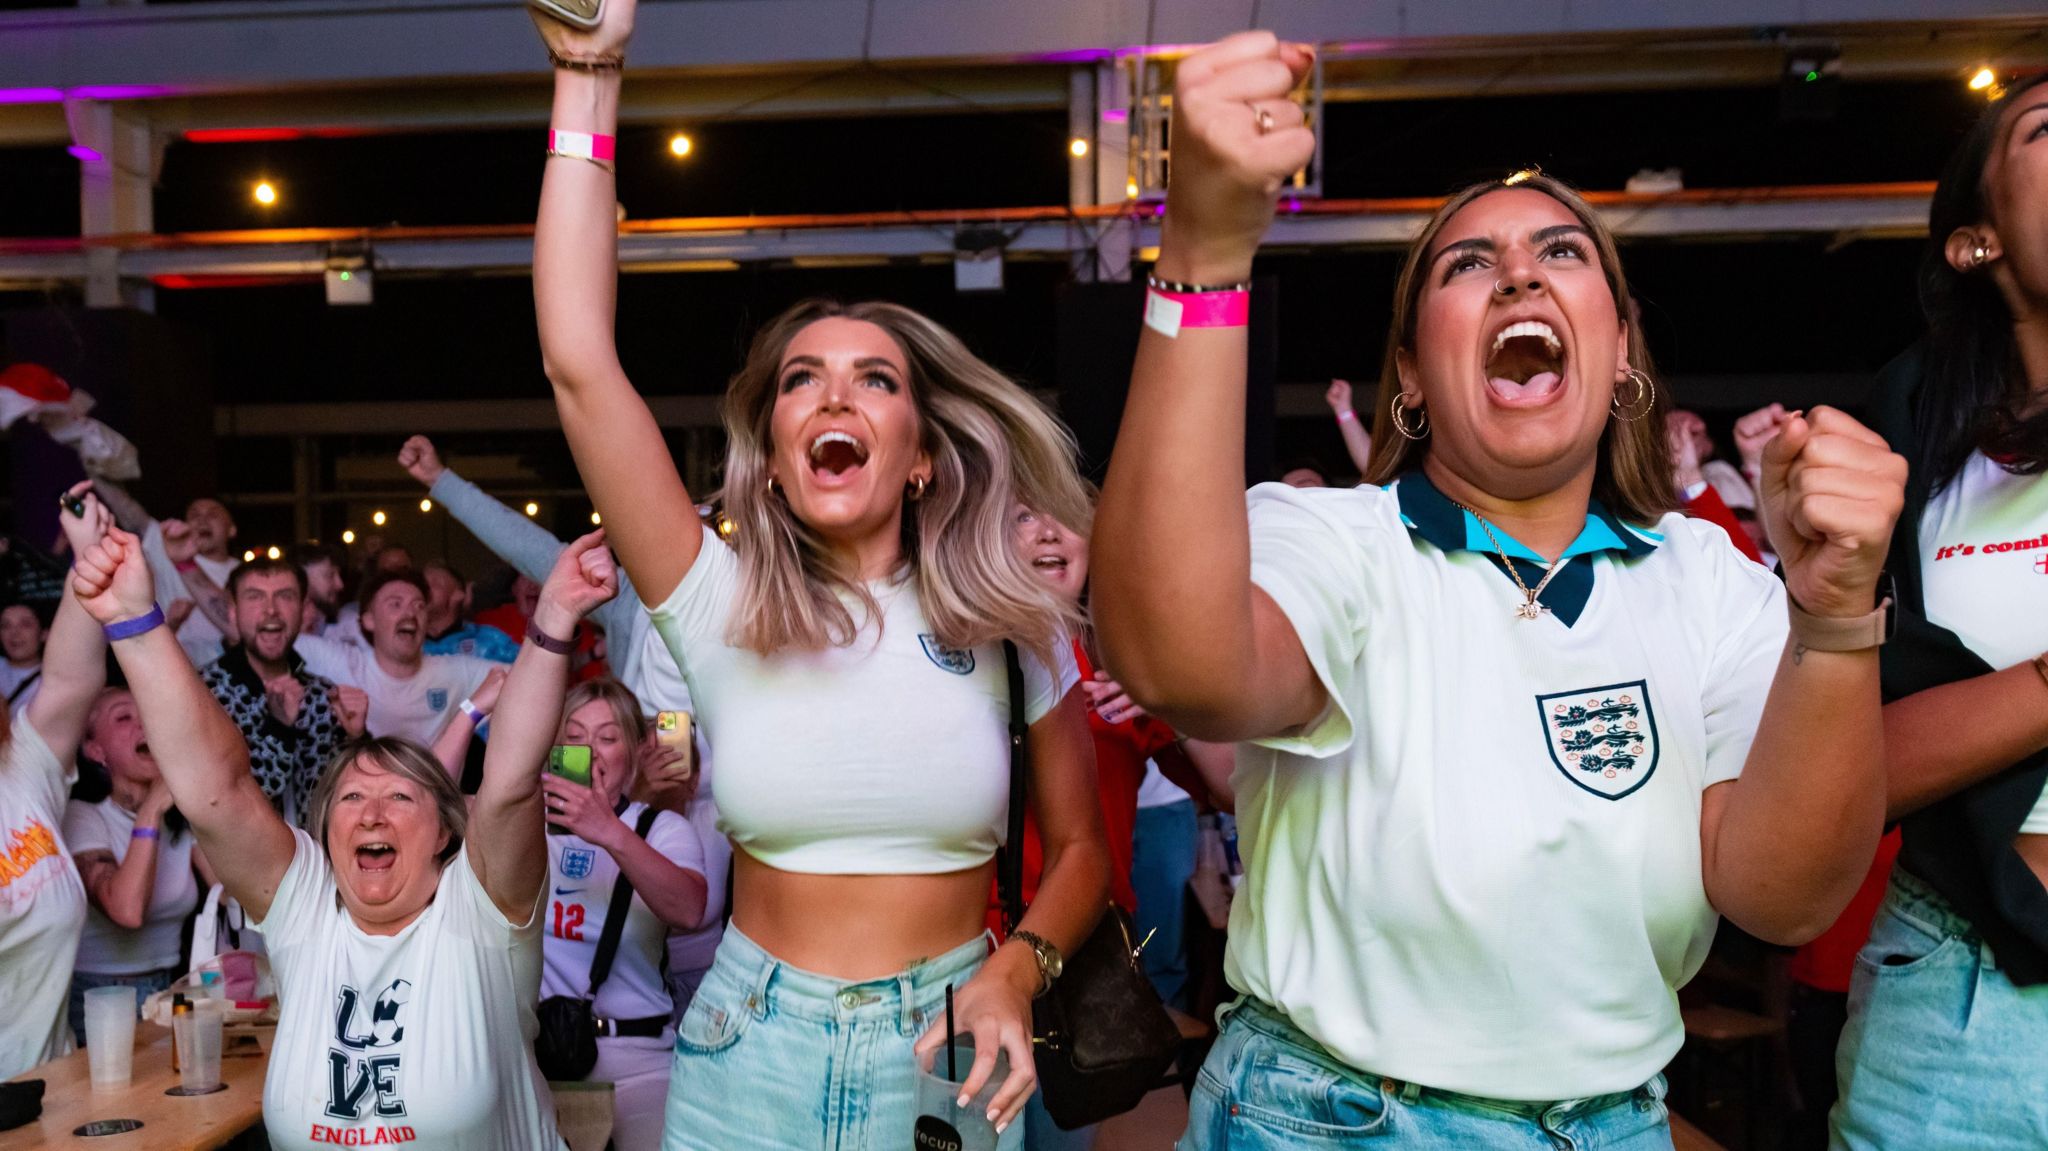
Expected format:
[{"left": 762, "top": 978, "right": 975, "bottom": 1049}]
[
  {"left": 996, "top": 640, "right": 1029, "bottom": 933},
  {"left": 6, "top": 669, "right": 40, "bottom": 705},
  {"left": 586, "top": 805, "right": 662, "bottom": 999}
]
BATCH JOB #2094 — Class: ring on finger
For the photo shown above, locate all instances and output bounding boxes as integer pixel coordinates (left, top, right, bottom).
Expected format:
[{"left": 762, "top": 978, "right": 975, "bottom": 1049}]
[{"left": 1247, "top": 101, "right": 1275, "bottom": 135}]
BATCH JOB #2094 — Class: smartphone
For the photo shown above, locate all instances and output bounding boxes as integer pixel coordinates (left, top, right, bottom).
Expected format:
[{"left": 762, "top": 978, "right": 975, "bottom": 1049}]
[
  {"left": 528, "top": 0, "right": 603, "bottom": 30},
  {"left": 659, "top": 712, "right": 700, "bottom": 782},
  {"left": 547, "top": 744, "right": 593, "bottom": 787}
]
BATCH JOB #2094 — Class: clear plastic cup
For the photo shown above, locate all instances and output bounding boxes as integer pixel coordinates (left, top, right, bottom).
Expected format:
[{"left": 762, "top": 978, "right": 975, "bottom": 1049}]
[
  {"left": 82, "top": 985, "right": 137, "bottom": 1089},
  {"left": 174, "top": 1000, "right": 227, "bottom": 1093},
  {"left": 912, "top": 1035, "right": 1008, "bottom": 1151}
]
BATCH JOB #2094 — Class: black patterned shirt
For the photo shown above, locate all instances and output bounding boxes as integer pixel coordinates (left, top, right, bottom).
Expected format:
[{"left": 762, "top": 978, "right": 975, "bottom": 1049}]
[{"left": 200, "top": 646, "right": 348, "bottom": 828}]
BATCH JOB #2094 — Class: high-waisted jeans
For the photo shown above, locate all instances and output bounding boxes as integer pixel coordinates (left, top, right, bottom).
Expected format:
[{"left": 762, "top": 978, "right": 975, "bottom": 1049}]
[{"left": 661, "top": 924, "right": 1020, "bottom": 1151}]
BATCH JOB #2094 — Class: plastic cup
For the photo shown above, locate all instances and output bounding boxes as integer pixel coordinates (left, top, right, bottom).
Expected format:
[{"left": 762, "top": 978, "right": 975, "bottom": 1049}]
[
  {"left": 82, "top": 985, "right": 137, "bottom": 1089},
  {"left": 175, "top": 1000, "right": 226, "bottom": 1093},
  {"left": 912, "top": 1035, "right": 1008, "bottom": 1151}
]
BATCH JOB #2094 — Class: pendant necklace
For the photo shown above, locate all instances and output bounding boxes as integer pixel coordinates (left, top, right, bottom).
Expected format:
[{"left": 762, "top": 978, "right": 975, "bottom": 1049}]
[{"left": 1449, "top": 500, "right": 1573, "bottom": 621}]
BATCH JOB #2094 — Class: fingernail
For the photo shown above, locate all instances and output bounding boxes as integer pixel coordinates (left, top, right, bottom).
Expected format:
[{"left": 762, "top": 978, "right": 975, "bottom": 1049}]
[
  {"left": 995, "top": 1119, "right": 1010, "bottom": 1134},
  {"left": 957, "top": 1094, "right": 970, "bottom": 1109},
  {"left": 987, "top": 1109, "right": 1001, "bottom": 1125}
]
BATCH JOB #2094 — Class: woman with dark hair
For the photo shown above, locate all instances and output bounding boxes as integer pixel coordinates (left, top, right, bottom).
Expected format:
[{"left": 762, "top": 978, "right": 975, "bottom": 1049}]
[
  {"left": 1095, "top": 33, "right": 1909, "bottom": 1148},
  {"left": 1830, "top": 72, "right": 2048, "bottom": 1150},
  {"left": 528, "top": 2, "right": 1110, "bottom": 1145}
]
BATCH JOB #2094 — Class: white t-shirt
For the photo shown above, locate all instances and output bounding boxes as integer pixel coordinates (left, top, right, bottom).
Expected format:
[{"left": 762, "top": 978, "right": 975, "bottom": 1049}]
[
  {"left": 140, "top": 521, "right": 240, "bottom": 666},
  {"left": 1136, "top": 761, "right": 1192, "bottom": 809},
  {"left": 1231, "top": 476, "right": 1786, "bottom": 1101},
  {"left": 62, "top": 800, "right": 200, "bottom": 975},
  {"left": 0, "top": 717, "right": 87, "bottom": 1080},
  {"left": 1919, "top": 451, "right": 2048, "bottom": 832},
  {"left": 0, "top": 663, "right": 39, "bottom": 706},
  {"left": 650, "top": 526, "right": 1078, "bottom": 875},
  {"left": 543, "top": 803, "right": 704, "bottom": 1023},
  {"left": 253, "top": 828, "right": 565, "bottom": 1151},
  {"left": 293, "top": 633, "right": 495, "bottom": 746}
]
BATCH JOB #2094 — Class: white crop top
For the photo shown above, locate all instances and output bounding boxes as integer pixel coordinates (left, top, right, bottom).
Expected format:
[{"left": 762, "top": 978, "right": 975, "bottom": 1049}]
[
  {"left": 650, "top": 526, "right": 1078, "bottom": 874},
  {"left": 1918, "top": 451, "right": 2048, "bottom": 833}
]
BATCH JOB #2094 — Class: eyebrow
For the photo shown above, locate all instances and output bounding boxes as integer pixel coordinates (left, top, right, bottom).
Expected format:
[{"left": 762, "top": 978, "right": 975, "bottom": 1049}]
[
  {"left": 1429, "top": 223, "right": 1594, "bottom": 269},
  {"left": 779, "top": 355, "right": 902, "bottom": 374}
]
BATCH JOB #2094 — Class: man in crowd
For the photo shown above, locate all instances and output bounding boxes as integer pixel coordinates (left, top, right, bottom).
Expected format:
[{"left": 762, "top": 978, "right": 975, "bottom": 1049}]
[
  {"left": 327, "top": 542, "right": 413, "bottom": 649},
  {"left": 198, "top": 557, "right": 368, "bottom": 826},
  {"left": 0, "top": 601, "right": 46, "bottom": 712},
  {"left": 422, "top": 560, "right": 519, "bottom": 662},
  {"left": 94, "top": 482, "right": 242, "bottom": 664},
  {"left": 289, "top": 543, "right": 350, "bottom": 636},
  {"left": 293, "top": 568, "right": 498, "bottom": 744}
]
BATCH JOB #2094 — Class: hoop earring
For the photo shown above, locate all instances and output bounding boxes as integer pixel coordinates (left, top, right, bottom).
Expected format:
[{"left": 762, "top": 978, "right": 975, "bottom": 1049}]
[
  {"left": 1612, "top": 368, "right": 1656, "bottom": 422},
  {"left": 1972, "top": 244, "right": 1991, "bottom": 269},
  {"left": 1390, "top": 393, "right": 1430, "bottom": 441},
  {"left": 908, "top": 475, "right": 929, "bottom": 501},
  {"left": 765, "top": 474, "right": 782, "bottom": 497}
]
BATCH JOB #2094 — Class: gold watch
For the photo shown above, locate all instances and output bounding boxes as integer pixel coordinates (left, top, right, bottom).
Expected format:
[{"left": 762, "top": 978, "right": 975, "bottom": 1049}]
[{"left": 1010, "top": 930, "right": 1063, "bottom": 998}]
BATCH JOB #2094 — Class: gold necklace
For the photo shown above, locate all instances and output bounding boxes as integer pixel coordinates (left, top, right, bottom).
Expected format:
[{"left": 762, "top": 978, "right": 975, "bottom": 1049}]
[{"left": 1450, "top": 500, "right": 1573, "bottom": 621}]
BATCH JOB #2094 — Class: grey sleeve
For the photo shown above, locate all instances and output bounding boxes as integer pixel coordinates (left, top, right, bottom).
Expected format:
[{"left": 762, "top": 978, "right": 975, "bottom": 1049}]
[{"left": 430, "top": 469, "right": 567, "bottom": 584}]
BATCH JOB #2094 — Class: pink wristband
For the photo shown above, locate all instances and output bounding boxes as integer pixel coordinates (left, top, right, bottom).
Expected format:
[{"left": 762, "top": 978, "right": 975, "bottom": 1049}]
[
  {"left": 547, "top": 129, "right": 616, "bottom": 163},
  {"left": 1143, "top": 287, "right": 1250, "bottom": 338},
  {"left": 1337, "top": 409, "right": 1357, "bottom": 423}
]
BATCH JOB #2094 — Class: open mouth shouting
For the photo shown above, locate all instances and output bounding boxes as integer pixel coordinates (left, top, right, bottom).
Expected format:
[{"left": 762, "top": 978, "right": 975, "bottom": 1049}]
[
  {"left": 807, "top": 429, "right": 872, "bottom": 487},
  {"left": 1484, "top": 318, "right": 1569, "bottom": 408},
  {"left": 355, "top": 841, "right": 397, "bottom": 873}
]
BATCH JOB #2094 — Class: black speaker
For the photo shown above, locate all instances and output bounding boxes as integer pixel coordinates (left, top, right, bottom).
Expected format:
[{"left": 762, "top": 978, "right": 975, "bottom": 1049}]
[{"left": 1055, "top": 276, "right": 1278, "bottom": 486}]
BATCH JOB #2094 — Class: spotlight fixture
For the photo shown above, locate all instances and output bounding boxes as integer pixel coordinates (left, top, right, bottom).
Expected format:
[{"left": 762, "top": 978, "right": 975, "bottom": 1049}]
[
  {"left": 1780, "top": 44, "right": 1841, "bottom": 121},
  {"left": 252, "top": 180, "right": 278, "bottom": 206}
]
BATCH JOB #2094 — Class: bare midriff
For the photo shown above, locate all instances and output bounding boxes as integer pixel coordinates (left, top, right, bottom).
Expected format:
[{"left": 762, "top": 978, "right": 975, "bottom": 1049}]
[
  {"left": 2015, "top": 833, "right": 2048, "bottom": 894},
  {"left": 728, "top": 844, "right": 996, "bottom": 980}
]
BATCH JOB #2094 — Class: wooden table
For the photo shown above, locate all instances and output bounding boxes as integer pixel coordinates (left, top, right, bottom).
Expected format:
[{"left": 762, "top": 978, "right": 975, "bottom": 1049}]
[{"left": 1, "top": 1023, "right": 268, "bottom": 1151}]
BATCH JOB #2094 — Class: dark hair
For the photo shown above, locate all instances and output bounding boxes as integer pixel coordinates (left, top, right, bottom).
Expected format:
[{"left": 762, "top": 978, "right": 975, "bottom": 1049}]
[
  {"left": 226, "top": 557, "right": 308, "bottom": 599},
  {"left": 1917, "top": 71, "right": 2048, "bottom": 492},
  {"left": 357, "top": 568, "right": 430, "bottom": 615},
  {"left": 289, "top": 542, "right": 345, "bottom": 572},
  {"left": 423, "top": 559, "right": 466, "bottom": 585},
  {"left": 1276, "top": 457, "right": 1331, "bottom": 485}
]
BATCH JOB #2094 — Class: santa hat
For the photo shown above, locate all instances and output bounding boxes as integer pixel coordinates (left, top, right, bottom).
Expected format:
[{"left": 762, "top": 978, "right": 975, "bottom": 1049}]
[{"left": 0, "top": 362, "right": 141, "bottom": 480}]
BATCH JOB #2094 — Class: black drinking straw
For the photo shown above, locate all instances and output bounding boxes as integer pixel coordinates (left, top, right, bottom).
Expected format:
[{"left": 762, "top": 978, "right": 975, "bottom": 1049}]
[{"left": 945, "top": 983, "right": 958, "bottom": 1081}]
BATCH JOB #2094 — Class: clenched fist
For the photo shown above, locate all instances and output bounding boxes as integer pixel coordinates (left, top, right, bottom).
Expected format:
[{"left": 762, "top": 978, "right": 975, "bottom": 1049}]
[
  {"left": 71, "top": 529, "right": 159, "bottom": 628},
  {"left": 1758, "top": 407, "right": 1906, "bottom": 620},
  {"left": 1158, "top": 32, "right": 1317, "bottom": 285},
  {"left": 397, "top": 436, "right": 446, "bottom": 488}
]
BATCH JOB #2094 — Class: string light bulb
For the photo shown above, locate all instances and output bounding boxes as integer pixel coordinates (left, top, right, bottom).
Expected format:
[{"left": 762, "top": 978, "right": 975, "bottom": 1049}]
[
  {"left": 1125, "top": 178, "right": 1140, "bottom": 199},
  {"left": 524, "top": 502, "right": 540, "bottom": 517},
  {"left": 266, "top": 546, "right": 282, "bottom": 560},
  {"left": 342, "top": 530, "right": 356, "bottom": 545},
  {"left": 419, "top": 498, "right": 433, "bottom": 513},
  {"left": 372, "top": 510, "right": 387, "bottom": 526},
  {"left": 1069, "top": 138, "right": 1090, "bottom": 158},
  {"left": 253, "top": 180, "right": 278, "bottom": 206},
  {"left": 243, "top": 549, "right": 257, "bottom": 562},
  {"left": 1969, "top": 67, "right": 1997, "bottom": 92},
  {"left": 669, "top": 133, "right": 693, "bottom": 158}
]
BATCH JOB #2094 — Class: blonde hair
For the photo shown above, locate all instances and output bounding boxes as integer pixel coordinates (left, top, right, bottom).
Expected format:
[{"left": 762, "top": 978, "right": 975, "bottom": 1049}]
[
  {"left": 1363, "top": 175, "right": 1676, "bottom": 524},
  {"left": 302, "top": 737, "right": 467, "bottom": 866},
  {"left": 560, "top": 678, "right": 648, "bottom": 793},
  {"left": 719, "top": 300, "right": 1090, "bottom": 665}
]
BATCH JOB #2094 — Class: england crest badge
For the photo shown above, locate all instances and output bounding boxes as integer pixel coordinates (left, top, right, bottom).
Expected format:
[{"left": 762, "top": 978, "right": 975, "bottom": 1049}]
[
  {"left": 1535, "top": 679, "right": 1658, "bottom": 800},
  {"left": 919, "top": 634, "right": 976, "bottom": 675}
]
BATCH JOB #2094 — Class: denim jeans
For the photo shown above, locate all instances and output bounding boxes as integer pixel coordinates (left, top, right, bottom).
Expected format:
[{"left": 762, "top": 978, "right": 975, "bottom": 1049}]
[
  {"left": 1179, "top": 998, "right": 1671, "bottom": 1151},
  {"left": 67, "top": 967, "right": 176, "bottom": 1048},
  {"left": 1131, "top": 799, "right": 1198, "bottom": 1011},
  {"left": 662, "top": 925, "right": 1020, "bottom": 1151},
  {"left": 1829, "top": 869, "right": 2048, "bottom": 1149}
]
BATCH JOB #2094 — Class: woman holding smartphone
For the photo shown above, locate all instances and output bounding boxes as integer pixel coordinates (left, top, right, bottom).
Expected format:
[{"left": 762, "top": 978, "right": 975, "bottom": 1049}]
[{"left": 528, "top": 3, "right": 1111, "bottom": 1147}]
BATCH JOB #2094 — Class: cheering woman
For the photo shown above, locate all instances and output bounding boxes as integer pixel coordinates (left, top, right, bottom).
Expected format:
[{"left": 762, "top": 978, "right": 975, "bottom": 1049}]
[
  {"left": 1095, "top": 32, "right": 1908, "bottom": 1149},
  {"left": 528, "top": 1, "right": 1110, "bottom": 1145}
]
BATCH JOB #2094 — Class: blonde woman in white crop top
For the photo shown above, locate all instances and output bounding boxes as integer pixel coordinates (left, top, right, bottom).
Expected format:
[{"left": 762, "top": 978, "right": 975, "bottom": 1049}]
[
  {"left": 532, "top": 11, "right": 1110, "bottom": 1148},
  {"left": 67, "top": 525, "right": 626, "bottom": 1151}
]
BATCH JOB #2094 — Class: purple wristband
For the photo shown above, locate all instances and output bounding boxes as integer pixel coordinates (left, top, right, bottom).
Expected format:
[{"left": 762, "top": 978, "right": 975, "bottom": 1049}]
[
  {"left": 527, "top": 625, "right": 576, "bottom": 656},
  {"left": 103, "top": 604, "right": 165, "bottom": 642},
  {"left": 130, "top": 826, "right": 160, "bottom": 841}
]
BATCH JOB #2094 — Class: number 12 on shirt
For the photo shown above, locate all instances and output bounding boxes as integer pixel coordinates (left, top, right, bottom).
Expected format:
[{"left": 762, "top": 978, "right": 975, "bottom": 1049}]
[{"left": 551, "top": 901, "right": 585, "bottom": 942}]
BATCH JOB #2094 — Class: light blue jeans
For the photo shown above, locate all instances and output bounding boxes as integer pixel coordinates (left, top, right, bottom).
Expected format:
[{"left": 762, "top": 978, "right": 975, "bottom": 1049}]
[
  {"left": 1179, "top": 999, "right": 1672, "bottom": 1151},
  {"left": 661, "top": 924, "right": 1021, "bottom": 1151},
  {"left": 1829, "top": 869, "right": 2048, "bottom": 1148},
  {"left": 1131, "top": 799, "right": 1198, "bottom": 1011}
]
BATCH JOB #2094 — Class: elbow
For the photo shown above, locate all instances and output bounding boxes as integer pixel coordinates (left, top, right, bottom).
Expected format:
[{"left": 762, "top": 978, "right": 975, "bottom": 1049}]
[
  {"left": 107, "top": 902, "right": 147, "bottom": 931},
  {"left": 1744, "top": 910, "right": 1837, "bottom": 949}
]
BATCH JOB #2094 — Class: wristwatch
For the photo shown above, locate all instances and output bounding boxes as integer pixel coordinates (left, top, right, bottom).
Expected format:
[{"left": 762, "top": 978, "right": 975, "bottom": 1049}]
[
  {"left": 1787, "top": 572, "right": 1896, "bottom": 653},
  {"left": 1010, "top": 930, "right": 1064, "bottom": 998}
]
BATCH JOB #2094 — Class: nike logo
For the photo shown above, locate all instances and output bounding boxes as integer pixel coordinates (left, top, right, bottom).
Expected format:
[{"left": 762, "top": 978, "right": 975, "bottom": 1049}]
[{"left": 554, "top": 887, "right": 581, "bottom": 897}]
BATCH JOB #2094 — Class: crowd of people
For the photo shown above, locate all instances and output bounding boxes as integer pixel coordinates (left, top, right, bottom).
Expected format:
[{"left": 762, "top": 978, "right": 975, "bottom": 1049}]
[{"left": 0, "top": 13, "right": 2043, "bottom": 1151}]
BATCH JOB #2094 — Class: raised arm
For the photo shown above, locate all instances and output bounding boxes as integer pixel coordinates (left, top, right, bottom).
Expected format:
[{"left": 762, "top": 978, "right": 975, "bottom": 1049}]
[
  {"left": 1325, "top": 379, "right": 1374, "bottom": 477},
  {"left": 157, "top": 519, "right": 235, "bottom": 640},
  {"left": 73, "top": 779, "right": 177, "bottom": 929},
  {"left": 68, "top": 529, "right": 294, "bottom": 921},
  {"left": 467, "top": 530, "right": 618, "bottom": 922},
  {"left": 531, "top": 3, "right": 700, "bottom": 607},
  {"left": 1093, "top": 34, "right": 1324, "bottom": 742},
  {"left": 1700, "top": 408, "right": 1905, "bottom": 944},
  {"left": 89, "top": 479, "right": 152, "bottom": 535},
  {"left": 25, "top": 483, "right": 111, "bottom": 766}
]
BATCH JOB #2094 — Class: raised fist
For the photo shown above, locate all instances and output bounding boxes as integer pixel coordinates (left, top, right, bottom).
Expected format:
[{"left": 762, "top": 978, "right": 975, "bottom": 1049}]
[
  {"left": 1159, "top": 32, "right": 1317, "bottom": 284},
  {"left": 530, "top": 0, "right": 637, "bottom": 65},
  {"left": 1758, "top": 407, "right": 1906, "bottom": 619},
  {"left": 1324, "top": 379, "right": 1354, "bottom": 416},
  {"left": 533, "top": 530, "right": 617, "bottom": 639},
  {"left": 265, "top": 675, "right": 307, "bottom": 727},
  {"left": 333, "top": 685, "right": 370, "bottom": 738},
  {"left": 160, "top": 518, "right": 199, "bottom": 565},
  {"left": 397, "top": 436, "right": 446, "bottom": 488},
  {"left": 71, "top": 529, "right": 158, "bottom": 628}
]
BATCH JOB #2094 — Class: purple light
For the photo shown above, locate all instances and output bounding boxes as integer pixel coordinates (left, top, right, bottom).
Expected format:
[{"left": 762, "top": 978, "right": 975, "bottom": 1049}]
[
  {"left": 1030, "top": 49, "right": 1111, "bottom": 64},
  {"left": 70, "top": 84, "right": 179, "bottom": 101},
  {"left": 1099, "top": 108, "right": 1129, "bottom": 124},
  {"left": 1283, "top": 198, "right": 1301, "bottom": 213},
  {"left": 1152, "top": 203, "right": 1166, "bottom": 217},
  {"left": 66, "top": 144, "right": 103, "bottom": 163},
  {"left": 0, "top": 88, "right": 65, "bottom": 105}
]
